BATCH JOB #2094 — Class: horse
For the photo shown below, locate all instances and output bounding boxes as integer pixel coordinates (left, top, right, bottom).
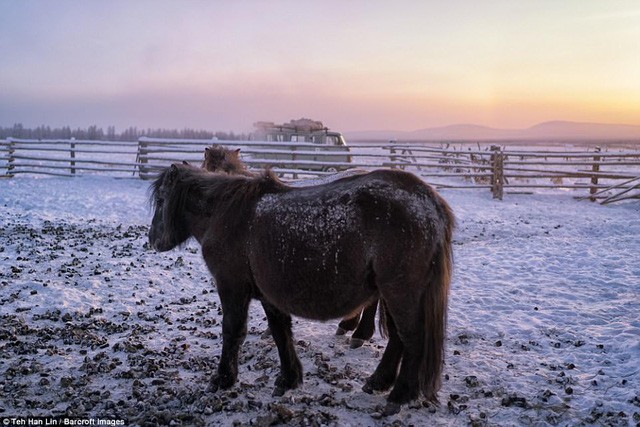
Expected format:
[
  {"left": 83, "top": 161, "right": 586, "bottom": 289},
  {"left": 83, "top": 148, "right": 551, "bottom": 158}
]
[
  {"left": 149, "top": 162, "right": 454, "bottom": 412},
  {"left": 201, "top": 144, "right": 377, "bottom": 348},
  {"left": 202, "top": 145, "right": 254, "bottom": 177}
]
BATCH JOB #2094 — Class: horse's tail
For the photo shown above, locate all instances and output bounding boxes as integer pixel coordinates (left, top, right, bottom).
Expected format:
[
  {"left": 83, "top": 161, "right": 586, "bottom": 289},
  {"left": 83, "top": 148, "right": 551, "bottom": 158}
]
[{"left": 420, "top": 196, "right": 455, "bottom": 402}]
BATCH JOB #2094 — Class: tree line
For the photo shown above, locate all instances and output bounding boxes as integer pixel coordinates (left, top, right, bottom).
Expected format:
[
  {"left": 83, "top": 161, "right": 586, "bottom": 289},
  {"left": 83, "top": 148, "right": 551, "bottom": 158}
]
[{"left": 0, "top": 124, "right": 249, "bottom": 141}]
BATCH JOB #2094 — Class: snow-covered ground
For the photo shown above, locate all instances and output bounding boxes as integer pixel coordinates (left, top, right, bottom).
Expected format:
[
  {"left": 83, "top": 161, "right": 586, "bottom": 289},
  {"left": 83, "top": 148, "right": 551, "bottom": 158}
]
[{"left": 1, "top": 175, "right": 638, "bottom": 426}]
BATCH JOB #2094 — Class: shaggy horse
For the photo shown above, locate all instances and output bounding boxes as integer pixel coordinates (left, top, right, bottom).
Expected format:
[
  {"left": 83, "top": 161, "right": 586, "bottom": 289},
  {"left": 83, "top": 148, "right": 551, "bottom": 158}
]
[
  {"left": 149, "top": 163, "right": 454, "bottom": 411},
  {"left": 201, "top": 145, "right": 377, "bottom": 348},
  {"left": 202, "top": 145, "right": 254, "bottom": 177}
]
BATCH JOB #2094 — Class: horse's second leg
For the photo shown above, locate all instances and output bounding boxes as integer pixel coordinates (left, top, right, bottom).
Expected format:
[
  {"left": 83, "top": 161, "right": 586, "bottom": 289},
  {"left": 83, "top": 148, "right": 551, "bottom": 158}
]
[
  {"left": 336, "top": 311, "right": 361, "bottom": 336},
  {"left": 363, "top": 307, "right": 402, "bottom": 394},
  {"left": 384, "top": 291, "right": 426, "bottom": 407},
  {"left": 261, "top": 301, "right": 303, "bottom": 396},
  {"left": 208, "top": 287, "right": 251, "bottom": 392},
  {"left": 350, "top": 299, "right": 378, "bottom": 348}
]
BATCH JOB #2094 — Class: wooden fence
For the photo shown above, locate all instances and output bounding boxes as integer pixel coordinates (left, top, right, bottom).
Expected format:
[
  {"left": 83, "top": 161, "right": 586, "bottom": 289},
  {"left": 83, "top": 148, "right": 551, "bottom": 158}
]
[
  {"left": 0, "top": 138, "right": 140, "bottom": 177},
  {"left": 136, "top": 137, "right": 356, "bottom": 179},
  {"left": 1, "top": 137, "right": 639, "bottom": 203},
  {"left": 383, "top": 143, "right": 640, "bottom": 203}
]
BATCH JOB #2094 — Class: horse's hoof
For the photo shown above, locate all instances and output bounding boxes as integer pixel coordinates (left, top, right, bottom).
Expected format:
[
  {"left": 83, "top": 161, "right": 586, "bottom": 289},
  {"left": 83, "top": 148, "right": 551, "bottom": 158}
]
[
  {"left": 363, "top": 375, "right": 393, "bottom": 394},
  {"left": 272, "top": 386, "right": 286, "bottom": 397},
  {"left": 335, "top": 327, "right": 348, "bottom": 336},
  {"left": 208, "top": 373, "right": 235, "bottom": 393},
  {"left": 363, "top": 383, "right": 373, "bottom": 394},
  {"left": 383, "top": 402, "right": 402, "bottom": 416},
  {"left": 207, "top": 377, "right": 226, "bottom": 393},
  {"left": 350, "top": 338, "right": 365, "bottom": 349}
]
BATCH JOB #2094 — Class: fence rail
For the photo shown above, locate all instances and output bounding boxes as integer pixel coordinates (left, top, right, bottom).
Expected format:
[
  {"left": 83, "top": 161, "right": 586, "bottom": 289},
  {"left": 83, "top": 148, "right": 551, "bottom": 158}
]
[
  {"left": 1, "top": 137, "right": 639, "bottom": 203},
  {"left": 0, "top": 138, "right": 140, "bottom": 178}
]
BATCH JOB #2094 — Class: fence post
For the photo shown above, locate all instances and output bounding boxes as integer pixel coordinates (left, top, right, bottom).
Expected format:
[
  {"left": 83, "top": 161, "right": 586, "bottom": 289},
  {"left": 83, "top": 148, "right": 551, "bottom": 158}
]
[
  {"left": 7, "top": 138, "right": 15, "bottom": 176},
  {"left": 589, "top": 146, "right": 601, "bottom": 202},
  {"left": 490, "top": 145, "right": 504, "bottom": 200},
  {"left": 137, "top": 137, "right": 149, "bottom": 179},
  {"left": 291, "top": 144, "right": 298, "bottom": 179},
  {"left": 70, "top": 139, "right": 76, "bottom": 175},
  {"left": 388, "top": 140, "right": 397, "bottom": 169}
]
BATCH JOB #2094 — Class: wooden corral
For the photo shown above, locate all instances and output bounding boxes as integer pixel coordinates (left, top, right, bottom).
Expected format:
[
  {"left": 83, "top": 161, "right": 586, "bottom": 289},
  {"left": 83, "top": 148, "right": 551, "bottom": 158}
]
[
  {"left": 1, "top": 137, "right": 639, "bottom": 203},
  {"left": 0, "top": 138, "right": 140, "bottom": 177}
]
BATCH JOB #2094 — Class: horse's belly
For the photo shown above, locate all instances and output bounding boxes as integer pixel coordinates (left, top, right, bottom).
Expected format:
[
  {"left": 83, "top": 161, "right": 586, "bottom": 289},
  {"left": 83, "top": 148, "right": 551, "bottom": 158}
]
[
  {"left": 250, "top": 200, "right": 374, "bottom": 319},
  {"left": 255, "top": 268, "right": 373, "bottom": 321}
]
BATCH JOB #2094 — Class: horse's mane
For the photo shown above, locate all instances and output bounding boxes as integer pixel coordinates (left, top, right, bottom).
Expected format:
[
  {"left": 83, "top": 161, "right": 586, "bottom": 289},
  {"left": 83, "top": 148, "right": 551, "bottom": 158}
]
[
  {"left": 199, "top": 167, "right": 286, "bottom": 210},
  {"left": 152, "top": 163, "right": 287, "bottom": 222}
]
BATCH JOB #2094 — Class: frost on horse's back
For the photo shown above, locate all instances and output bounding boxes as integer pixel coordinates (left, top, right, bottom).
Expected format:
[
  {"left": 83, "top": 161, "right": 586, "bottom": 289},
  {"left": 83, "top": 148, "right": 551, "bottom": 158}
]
[{"left": 255, "top": 191, "right": 357, "bottom": 240}]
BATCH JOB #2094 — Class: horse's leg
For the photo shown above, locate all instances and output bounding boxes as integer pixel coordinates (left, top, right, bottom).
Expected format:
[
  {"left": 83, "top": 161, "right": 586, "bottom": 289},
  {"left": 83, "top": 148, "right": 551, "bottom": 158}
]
[
  {"left": 363, "top": 305, "right": 402, "bottom": 394},
  {"left": 336, "top": 311, "right": 361, "bottom": 336},
  {"left": 383, "top": 291, "right": 425, "bottom": 406},
  {"left": 261, "top": 300, "right": 303, "bottom": 396},
  {"left": 350, "top": 299, "right": 378, "bottom": 348},
  {"left": 208, "top": 286, "right": 251, "bottom": 392}
]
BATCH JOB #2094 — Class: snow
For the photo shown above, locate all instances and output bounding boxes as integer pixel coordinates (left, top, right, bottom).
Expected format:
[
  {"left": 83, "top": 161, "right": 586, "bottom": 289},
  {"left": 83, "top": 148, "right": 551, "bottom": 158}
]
[{"left": 1, "top": 175, "right": 639, "bottom": 426}]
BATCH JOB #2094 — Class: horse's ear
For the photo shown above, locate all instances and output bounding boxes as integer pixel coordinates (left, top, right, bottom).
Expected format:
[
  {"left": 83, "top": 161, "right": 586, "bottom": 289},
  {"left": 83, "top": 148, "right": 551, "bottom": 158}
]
[
  {"left": 205, "top": 147, "right": 210, "bottom": 152},
  {"left": 182, "top": 160, "right": 190, "bottom": 165},
  {"left": 233, "top": 148, "right": 241, "bottom": 157},
  {"left": 167, "top": 163, "right": 184, "bottom": 184}
]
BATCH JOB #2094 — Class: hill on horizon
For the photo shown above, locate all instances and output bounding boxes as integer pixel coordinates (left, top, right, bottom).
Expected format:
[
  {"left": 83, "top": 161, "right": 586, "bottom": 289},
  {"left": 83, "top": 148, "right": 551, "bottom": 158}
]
[{"left": 344, "top": 121, "right": 640, "bottom": 141}]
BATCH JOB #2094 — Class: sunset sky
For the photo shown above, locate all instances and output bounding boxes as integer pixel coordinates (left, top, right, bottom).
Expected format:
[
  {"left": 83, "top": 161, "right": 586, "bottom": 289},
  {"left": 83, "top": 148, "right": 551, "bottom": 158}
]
[{"left": 1, "top": 1, "right": 639, "bottom": 133}]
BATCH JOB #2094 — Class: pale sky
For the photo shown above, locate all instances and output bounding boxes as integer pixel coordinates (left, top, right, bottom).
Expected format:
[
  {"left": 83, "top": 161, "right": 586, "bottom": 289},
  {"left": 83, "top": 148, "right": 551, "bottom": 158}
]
[{"left": 1, "top": 0, "right": 639, "bottom": 133}]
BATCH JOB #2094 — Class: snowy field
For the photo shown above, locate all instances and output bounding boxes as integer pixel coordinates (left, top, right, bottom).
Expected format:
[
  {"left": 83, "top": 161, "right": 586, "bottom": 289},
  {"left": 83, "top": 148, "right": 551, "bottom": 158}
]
[{"left": 1, "top": 175, "right": 639, "bottom": 426}]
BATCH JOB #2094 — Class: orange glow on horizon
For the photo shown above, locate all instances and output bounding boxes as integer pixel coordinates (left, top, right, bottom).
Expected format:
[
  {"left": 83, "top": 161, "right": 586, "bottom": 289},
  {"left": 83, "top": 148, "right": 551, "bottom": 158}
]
[{"left": 0, "top": 1, "right": 639, "bottom": 131}]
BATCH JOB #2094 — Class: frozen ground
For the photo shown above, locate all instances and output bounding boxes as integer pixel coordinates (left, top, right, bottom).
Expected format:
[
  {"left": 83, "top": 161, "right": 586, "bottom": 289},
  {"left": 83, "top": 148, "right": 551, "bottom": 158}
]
[{"left": 0, "top": 175, "right": 638, "bottom": 426}]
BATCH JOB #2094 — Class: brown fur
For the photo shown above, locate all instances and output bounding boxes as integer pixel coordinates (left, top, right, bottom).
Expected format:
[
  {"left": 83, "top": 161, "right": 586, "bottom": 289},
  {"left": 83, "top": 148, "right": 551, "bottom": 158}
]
[
  {"left": 202, "top": 145, "right": 254, "bottom": 177},
  {"left": 201, "top": 145, "right": 378, "bottom": 347},
  {"left": 149, "top": 163, "right": 455, "bottom": 407}
]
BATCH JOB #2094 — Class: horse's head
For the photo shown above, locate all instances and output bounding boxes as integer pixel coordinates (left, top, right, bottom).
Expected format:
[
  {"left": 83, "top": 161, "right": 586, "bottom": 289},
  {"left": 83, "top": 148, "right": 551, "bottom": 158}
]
[
  {"left": 149, "top": 163, "right": 193, "bottom": 252},
  {"left": 202, "top": 145, "right": 245, "bottom": 174}
]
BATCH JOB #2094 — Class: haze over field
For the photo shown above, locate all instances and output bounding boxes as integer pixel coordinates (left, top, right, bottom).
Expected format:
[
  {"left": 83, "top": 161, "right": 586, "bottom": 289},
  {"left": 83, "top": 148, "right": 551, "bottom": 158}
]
[
  {"left": 345, "top": 121, "right": 640, "bottom": 141},
  {"left": 1, "top": 1, "right": 639, "bottom": 135}
]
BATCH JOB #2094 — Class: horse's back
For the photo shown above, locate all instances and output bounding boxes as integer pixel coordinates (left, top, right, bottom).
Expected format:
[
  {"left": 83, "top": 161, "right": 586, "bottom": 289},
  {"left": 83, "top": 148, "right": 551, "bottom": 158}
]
[
  {"left": 254, "top": 169, "right": 448, "bottom": 246},
  {"left": 247, "top": 169, "right": 452, "bottom": 320}
]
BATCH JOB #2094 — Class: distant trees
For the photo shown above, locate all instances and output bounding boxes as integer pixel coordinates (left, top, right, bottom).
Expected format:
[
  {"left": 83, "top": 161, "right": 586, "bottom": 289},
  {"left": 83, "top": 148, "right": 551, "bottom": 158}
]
[{"left": 0, "top": 124, "right": 249, "bottom": 141}]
